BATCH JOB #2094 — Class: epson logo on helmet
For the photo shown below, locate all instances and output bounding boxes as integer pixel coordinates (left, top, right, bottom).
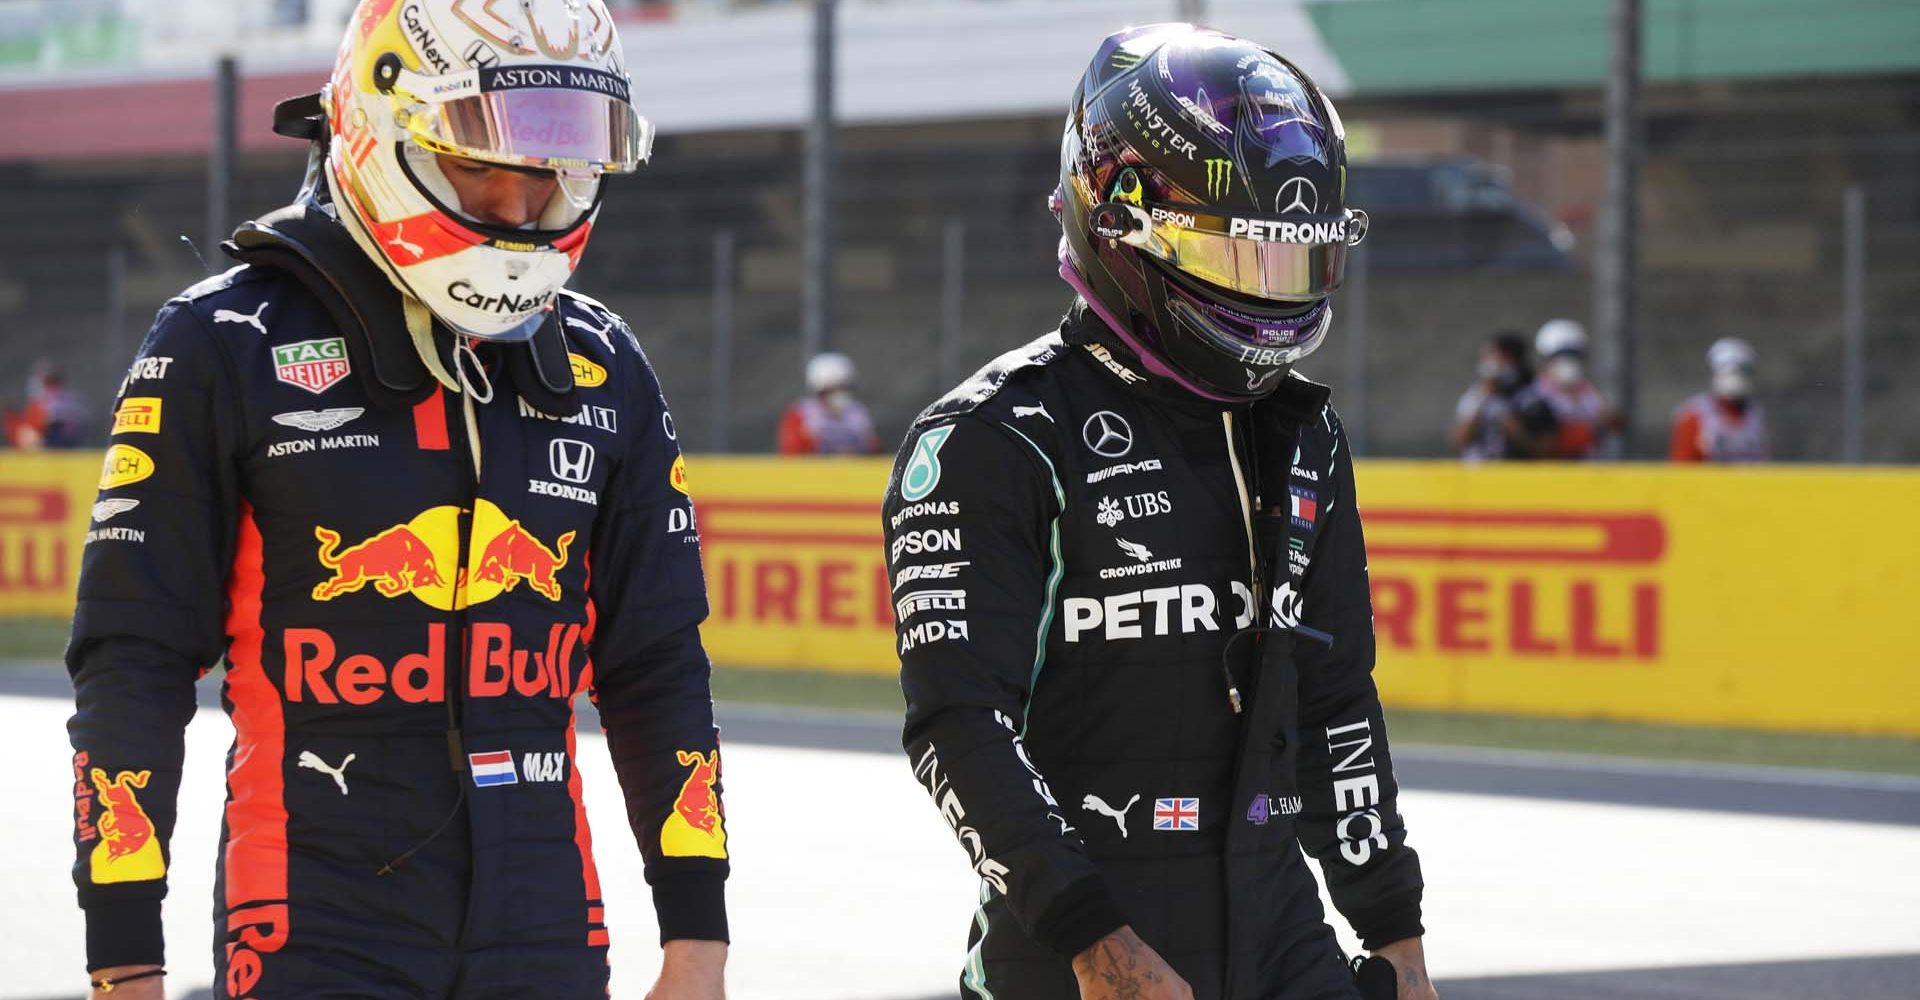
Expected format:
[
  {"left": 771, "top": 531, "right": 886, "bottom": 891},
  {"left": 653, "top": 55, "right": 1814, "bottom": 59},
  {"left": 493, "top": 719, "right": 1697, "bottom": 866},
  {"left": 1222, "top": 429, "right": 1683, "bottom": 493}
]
[
  {"left": 1150, "top": 207, "right": 1196, "bottom": 229},
  {"left": 1228, "top": 218, "right": 1348, "bottom": 245},
  {"left": 448, "top": 280, "right": 554, "bottom": 316}
]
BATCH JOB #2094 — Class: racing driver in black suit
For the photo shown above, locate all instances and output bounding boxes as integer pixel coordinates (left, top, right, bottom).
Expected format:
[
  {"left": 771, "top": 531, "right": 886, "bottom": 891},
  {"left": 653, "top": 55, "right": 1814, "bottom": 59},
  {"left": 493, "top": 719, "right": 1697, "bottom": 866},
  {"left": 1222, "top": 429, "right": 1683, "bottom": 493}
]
[{"left": 883, "top": 25, "right": 1437, "bottom": 1000}]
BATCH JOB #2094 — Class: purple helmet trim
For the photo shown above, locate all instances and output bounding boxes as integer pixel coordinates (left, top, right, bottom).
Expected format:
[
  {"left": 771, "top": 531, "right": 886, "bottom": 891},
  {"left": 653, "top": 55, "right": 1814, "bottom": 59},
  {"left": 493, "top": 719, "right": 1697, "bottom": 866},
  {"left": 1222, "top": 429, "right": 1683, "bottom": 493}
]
[{"left": 1057, "top": 251, "right": 1240, "bottom": 403}]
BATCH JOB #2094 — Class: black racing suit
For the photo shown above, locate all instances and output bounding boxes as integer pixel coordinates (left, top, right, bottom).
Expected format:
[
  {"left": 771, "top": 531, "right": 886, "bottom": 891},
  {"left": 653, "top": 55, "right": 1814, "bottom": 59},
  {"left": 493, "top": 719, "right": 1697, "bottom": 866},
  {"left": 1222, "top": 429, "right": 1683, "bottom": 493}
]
[
  {"left": 67, "top": 203, "right": 727, "bottom": 998},
  {"left": 884, "top": 307, "right": 1424, "bottom": 1000}
]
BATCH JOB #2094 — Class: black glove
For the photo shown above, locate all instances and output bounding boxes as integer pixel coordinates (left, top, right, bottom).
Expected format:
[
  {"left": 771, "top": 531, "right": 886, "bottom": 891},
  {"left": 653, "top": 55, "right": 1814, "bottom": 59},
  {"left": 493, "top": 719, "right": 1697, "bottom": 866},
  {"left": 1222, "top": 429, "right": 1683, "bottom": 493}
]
[{"left": 1351, "top": 955, "right": 1398, "bottom": 1000}]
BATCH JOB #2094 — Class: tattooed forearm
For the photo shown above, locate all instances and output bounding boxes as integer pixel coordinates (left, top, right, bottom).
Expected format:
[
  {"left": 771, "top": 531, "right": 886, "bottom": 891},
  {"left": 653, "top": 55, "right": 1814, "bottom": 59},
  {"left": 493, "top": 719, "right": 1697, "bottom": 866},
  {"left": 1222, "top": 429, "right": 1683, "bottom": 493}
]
[{"left": 1073, "top": 927, "right": 1188, "bottom": 1000}]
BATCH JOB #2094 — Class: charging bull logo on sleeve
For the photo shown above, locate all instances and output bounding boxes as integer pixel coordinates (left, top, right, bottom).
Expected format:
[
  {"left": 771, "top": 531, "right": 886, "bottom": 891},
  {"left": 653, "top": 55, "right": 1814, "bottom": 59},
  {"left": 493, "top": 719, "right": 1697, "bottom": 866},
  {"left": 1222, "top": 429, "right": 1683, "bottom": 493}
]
[
  {"left": 312, "top": 499, "right": 574, "bottom": 609},
  {"left": 660, "top": 749, "right": 728, "bottom": 859},
  {"left": 474, "top": 522, "right": 575, "bottom": 601},
  {"left": 88, "top": 768, "right": 166, "bottom": 883}
]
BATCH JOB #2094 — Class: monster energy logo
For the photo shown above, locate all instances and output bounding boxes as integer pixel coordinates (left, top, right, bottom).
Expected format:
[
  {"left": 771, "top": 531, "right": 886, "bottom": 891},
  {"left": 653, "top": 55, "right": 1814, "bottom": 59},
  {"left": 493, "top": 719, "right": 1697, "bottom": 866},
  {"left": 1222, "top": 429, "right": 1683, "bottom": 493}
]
[
  {"left": 1205, "top": 159, "right": 1234, "bottom": 199},
  {"left": 1111, "top": 50, "right": 1144, "bottom": 70}
]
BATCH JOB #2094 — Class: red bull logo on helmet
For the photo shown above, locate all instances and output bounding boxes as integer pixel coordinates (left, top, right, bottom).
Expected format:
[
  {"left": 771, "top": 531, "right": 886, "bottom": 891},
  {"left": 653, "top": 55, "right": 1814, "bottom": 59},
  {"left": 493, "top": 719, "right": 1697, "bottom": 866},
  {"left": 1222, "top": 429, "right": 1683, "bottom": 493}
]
[{"left": 312, "top": 499, "right": 575, "bottom": 609}]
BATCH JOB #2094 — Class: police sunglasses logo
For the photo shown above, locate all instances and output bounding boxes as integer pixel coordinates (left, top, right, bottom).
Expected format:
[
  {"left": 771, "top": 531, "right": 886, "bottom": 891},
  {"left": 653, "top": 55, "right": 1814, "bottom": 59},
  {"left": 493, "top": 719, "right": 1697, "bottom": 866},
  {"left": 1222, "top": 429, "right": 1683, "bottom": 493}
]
[{"left": 1082, "top": 411, "right": 1133, "bottom": 459}]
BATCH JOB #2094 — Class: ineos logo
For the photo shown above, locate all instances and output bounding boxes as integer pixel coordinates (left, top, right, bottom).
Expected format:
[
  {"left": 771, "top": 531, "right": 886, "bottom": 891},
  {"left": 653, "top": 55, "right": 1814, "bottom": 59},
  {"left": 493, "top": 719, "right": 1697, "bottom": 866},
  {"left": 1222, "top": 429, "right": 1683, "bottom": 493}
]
[
  {"left": 1081, "top": 411, "right": 1134, "bottom": 458},
  {"left": 1276, "top": 176, "right": 1318, "bottom": 215}
]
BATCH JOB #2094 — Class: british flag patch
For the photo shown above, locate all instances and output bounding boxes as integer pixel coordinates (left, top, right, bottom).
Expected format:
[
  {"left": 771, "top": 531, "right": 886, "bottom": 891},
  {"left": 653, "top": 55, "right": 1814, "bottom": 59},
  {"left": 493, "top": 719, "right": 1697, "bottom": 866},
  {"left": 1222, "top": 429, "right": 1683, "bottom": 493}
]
[{"left": 1152, "top": 797, "right": 1199, "bottom": 831}]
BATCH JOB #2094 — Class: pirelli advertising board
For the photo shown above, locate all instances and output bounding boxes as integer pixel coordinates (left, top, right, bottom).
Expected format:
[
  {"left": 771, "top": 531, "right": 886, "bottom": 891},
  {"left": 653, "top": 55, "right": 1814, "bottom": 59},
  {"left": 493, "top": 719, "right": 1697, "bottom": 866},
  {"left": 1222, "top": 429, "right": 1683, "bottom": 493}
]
[{"left": 4, "top": 453, "right": 1917, "bottom": 735}]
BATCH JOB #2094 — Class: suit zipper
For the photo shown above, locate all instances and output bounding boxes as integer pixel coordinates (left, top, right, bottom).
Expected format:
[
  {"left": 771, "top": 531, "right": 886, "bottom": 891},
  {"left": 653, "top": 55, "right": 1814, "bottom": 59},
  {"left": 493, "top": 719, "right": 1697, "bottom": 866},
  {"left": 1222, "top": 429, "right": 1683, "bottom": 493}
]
[
  {"left": 1221, "top": 410, "right": 1260, "bottom": 715},
  {"left": 374, "top": 374, "right": 481, "bottom": 878}
]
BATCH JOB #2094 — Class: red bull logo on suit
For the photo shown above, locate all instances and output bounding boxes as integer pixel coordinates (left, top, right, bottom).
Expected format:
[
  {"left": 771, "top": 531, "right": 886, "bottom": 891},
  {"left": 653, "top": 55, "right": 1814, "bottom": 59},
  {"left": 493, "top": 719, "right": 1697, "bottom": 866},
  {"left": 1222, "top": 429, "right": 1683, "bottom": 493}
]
[{"left": 311, "top": 499, "right": 574, "bottom": 609}]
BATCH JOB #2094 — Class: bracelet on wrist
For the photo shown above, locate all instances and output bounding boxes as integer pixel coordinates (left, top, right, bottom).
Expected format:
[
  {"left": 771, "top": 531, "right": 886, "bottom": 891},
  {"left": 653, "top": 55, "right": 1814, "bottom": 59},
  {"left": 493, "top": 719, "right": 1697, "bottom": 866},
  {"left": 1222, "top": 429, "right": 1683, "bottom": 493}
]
[{"left": 92, "top": 968, "right": 165, "bottom": 992}]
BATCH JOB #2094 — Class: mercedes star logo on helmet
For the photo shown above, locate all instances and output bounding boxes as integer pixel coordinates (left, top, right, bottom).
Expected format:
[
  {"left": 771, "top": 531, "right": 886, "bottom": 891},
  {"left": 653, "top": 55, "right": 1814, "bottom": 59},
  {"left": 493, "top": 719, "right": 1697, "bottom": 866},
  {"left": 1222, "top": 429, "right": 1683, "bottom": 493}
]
[
  {"left": 1276, "top": 177, "right": 1318, "bottom": 215},
  {"left": 1082, "top": 411, "right": 1134, "bottom": 458}
]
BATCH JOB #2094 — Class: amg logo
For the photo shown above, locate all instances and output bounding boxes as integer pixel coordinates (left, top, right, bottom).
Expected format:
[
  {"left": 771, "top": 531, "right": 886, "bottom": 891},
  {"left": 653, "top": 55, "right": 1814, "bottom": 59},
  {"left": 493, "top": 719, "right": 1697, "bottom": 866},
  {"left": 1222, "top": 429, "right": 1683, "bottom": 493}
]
[{"left": 1086, "top": 459, "right": 1163, "bottom": 484}]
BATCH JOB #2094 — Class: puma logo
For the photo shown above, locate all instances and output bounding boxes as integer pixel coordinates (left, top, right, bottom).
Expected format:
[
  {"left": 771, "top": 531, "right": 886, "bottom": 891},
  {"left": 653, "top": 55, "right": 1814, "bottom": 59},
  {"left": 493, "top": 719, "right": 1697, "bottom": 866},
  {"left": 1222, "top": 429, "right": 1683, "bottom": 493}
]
[
  {"left": 212, "top": 302, "right": 268, "bottom": 335},
  {"left": 1081, "top": 793, "right": 1141, "bottom": 838},
  {"left": 1246, "top": 366, "right": 1283, "bottom": 392},
  {"left": 565, "top": 314, "right": 616, "bottom": 353},
  {"left": 1012, "top": 403, "right": 1053, "bottom": 423},
  {"left": 385, "top": 226, "right": 425, "bottom": 261},
  {"left": 297, "top": 750, "right": 357, "bottom": 796}
]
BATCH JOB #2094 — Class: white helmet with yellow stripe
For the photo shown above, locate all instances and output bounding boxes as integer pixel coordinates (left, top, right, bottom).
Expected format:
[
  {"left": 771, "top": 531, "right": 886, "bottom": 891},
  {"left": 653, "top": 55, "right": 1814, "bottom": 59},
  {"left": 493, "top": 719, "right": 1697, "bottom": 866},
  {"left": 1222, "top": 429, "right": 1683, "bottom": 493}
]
[{"left": 323, "top": 0, "right": 652, "bottom": 341}]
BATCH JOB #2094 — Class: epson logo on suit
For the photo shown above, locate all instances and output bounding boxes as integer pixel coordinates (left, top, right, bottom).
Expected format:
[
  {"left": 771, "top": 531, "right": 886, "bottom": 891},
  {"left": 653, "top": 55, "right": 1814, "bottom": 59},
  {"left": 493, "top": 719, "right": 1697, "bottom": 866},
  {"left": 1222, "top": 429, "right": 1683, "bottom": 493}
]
[{"left": 891, "top": 528, "right": 961, "bottom": 564}]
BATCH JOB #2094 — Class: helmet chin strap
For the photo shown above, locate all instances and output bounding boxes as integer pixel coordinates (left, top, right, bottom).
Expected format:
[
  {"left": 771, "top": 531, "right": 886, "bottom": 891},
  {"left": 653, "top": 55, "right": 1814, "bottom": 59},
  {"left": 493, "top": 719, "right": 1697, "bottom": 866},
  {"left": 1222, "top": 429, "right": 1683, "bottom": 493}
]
[{"left": 1057, "top": 253, "right": 1240, "bottom": 404}]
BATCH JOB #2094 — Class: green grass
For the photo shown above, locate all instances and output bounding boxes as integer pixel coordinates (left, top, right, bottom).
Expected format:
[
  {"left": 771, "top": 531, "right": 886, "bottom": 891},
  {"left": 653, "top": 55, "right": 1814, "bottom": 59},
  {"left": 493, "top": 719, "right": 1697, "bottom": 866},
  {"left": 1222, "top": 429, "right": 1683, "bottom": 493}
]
[
  {"left": 709, "top": 664, "right": 904, "bottom": 714},
  {"left": 0, "top": 617, "right": 68, "bottom": 661},
  {"left": 9, "top": 614, "right": 1916, "bottom": 775}
]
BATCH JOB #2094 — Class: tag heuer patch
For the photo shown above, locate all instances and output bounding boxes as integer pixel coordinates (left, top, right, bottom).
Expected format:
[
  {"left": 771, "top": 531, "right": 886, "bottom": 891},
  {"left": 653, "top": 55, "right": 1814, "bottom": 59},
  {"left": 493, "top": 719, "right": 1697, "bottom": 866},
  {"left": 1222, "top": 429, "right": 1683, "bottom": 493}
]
[{"left": 273, "top": 338, "right": 352, "bottom": 394}]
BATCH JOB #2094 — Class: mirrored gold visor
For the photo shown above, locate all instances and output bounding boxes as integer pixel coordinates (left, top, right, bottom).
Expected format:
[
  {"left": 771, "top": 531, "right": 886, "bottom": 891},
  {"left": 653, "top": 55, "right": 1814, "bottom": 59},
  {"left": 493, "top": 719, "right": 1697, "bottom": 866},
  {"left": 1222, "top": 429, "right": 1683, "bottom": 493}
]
[{"left": 1090, "top": 201, "right": 1369, "bottom": 302}]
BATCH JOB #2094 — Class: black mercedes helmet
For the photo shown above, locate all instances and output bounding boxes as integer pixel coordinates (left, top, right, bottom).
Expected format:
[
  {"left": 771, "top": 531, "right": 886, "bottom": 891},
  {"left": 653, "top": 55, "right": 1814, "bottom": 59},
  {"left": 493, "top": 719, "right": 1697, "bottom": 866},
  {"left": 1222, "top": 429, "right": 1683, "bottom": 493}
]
[{"left": 1056, "top": 23, "right": 1366, "bottom": 402}]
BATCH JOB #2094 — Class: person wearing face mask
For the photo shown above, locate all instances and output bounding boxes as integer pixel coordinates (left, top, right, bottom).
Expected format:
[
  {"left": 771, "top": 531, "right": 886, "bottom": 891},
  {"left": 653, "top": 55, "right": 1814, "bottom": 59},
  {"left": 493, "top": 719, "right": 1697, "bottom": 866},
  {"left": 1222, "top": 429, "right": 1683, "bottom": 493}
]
[
  {"left": 1449, "top": 331, "right": 1533, "bottom": 461},
  {"left": 1669, "top": 338, "right": 1770, "bottom": 462},
  {"left": 1513, "top": 319, "right": 1623, "bottom": 460},
  {"left": 777, "top": 351, "right": 882, "bottom": 455}
]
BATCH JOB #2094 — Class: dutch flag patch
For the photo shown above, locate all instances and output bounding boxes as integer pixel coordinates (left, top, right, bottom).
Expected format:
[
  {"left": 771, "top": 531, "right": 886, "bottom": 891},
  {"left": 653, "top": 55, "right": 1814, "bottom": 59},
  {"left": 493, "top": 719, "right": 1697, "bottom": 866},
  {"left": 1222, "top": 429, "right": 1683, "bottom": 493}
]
[{"left": 469, "top": 750, "right": 518, "bottom": 787}]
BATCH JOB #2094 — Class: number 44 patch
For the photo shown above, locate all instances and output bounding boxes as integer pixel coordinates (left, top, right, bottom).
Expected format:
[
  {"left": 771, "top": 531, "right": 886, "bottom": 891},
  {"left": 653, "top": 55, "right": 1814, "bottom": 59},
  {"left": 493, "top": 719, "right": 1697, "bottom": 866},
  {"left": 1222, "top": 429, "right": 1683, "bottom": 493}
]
[{"left": 900, "top": 425, "right": 954, "bottom": 502}]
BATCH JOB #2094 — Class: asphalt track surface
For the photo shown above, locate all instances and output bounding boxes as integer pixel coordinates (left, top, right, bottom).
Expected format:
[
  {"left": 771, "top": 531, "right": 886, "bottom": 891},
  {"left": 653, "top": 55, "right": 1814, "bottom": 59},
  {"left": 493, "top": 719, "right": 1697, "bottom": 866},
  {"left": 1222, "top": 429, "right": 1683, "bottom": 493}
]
[{"left": 9, "top": 666, "right": 1917, "bottom": 1000}]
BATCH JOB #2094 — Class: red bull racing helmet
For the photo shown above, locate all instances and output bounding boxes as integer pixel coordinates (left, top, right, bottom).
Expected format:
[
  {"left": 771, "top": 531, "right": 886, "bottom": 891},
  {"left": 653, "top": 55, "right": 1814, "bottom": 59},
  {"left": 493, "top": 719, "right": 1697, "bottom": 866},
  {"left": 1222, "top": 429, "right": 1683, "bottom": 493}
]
[{"left": 325, "top": 0, "right": 653, "bottom": 341}]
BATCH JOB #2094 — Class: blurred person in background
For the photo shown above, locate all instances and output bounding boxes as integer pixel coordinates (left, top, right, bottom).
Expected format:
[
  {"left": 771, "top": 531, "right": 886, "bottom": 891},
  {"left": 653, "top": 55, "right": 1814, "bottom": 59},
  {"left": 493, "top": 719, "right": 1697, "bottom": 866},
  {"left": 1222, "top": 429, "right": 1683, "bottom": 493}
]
[
  {"left": 1669, "top": 337, "right": 1770, "bottom": 462},
  {"left": 1448, "top": 331, "right": 1532, "bottom": 461},
  {"left": 884, "top": 25, "right": 1434, "bottom": 1000},
  {"left": 777, "top": 350, "right": 880, "bottom": 454},
  {"left": 5, "top": 363, "right": 90, "bottom": 449},
  {"left": 1513, "top": 318, "right": 1622, "bottom": 460},
  {"left": 65, "top": 3, "right": 728, "bottom": 998}
]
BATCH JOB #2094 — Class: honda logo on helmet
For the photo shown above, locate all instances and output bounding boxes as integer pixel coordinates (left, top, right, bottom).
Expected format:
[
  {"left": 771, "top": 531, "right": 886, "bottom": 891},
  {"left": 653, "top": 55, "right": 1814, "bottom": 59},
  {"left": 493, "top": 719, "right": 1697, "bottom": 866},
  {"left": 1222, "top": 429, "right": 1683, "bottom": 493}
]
[{"left": 1276, "top": 177, "right": 1318, "bottom": 215}]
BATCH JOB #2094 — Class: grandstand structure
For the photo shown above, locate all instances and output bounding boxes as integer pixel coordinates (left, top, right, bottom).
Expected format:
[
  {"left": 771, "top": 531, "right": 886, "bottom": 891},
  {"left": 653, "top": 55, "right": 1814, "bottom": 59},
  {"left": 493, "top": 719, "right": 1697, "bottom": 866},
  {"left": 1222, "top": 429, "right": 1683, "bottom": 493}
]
[{"left": 0, "top": 0, "right": 1916, "bottom": 459}]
